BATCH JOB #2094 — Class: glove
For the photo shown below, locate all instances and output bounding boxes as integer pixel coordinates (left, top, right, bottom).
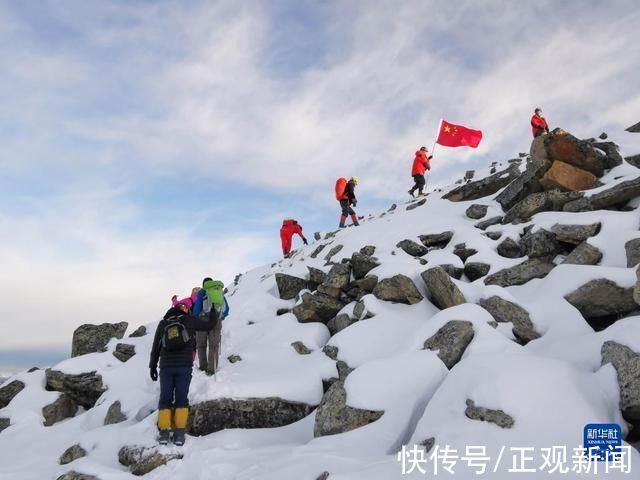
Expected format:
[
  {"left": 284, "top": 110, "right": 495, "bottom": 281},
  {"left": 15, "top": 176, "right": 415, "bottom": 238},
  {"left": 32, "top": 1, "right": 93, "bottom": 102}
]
[
  {"left": 303, "top": 238, "right": 308, "bottom": 245},
  {"left": 352, "top": 200, "right": 357, "bottom": 206},
  {"left": 428, "top": 155, "right": 433, "bottom": 160},
  {"left": 150, "top": 367, "right": 158, "bottom": 381}
]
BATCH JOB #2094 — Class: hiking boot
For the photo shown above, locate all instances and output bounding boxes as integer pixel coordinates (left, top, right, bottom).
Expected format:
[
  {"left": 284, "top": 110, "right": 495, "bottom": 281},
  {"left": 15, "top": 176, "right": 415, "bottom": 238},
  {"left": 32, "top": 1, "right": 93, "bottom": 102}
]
[
  {"left": 173, "top": 429, "right": 186, "bottom": 446},
  {"left": 408, "top": 189, "right": 415, "bottom": 198},
  {"left": 352, "top": 221, "right": 360, "bottom": 227},
  {"left": 418, "top": 192, "right": 427, "bottom": 197},
  {"left": 158, "top": 430, "right": 170, "bottom": 445},
  {"left": 338, "top": 224, "right": 346, "bottom": 229},
  {"left": 205, "top": 369, "right": 215, "bottom": 376}
]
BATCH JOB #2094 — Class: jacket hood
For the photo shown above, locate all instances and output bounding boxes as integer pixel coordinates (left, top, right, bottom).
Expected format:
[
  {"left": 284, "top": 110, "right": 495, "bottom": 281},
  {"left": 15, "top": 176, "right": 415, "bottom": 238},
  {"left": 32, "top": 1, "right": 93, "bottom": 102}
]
[
  {"left": 164, "top": 306, "right": 186, "bottom": 319},
  {"left": 203, "top": 279, "right": 224, "bottom": 290},
  {"left": 282, "top": 219, "right": 297, "bottom": 227}
]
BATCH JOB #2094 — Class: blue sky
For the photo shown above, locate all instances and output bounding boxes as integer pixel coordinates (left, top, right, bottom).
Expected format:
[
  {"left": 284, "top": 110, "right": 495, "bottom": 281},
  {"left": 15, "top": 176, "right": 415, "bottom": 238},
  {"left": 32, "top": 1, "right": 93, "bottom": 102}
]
[{"left": 1, "top": 0, "right": 639, "bottom": 367}]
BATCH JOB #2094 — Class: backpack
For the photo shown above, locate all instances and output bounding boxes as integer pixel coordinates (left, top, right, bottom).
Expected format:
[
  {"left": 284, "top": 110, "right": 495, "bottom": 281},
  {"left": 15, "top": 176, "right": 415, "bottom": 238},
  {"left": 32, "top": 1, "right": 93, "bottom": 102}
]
[
  {"left": 161, "top": 316, "right": 190, "bottom": 351},
  {"left": 202, "top": 280, "right": 225, "bottom": 314},
  {"left": 335, "top": 177, "right": 347, "bottom": 200}
]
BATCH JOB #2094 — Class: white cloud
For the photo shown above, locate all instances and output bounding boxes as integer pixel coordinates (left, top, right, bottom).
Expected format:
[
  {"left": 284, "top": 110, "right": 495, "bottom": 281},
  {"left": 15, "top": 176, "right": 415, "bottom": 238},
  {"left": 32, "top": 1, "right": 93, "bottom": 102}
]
[{"left": 0, "top": 190, "right": 268, "bottom": 348}]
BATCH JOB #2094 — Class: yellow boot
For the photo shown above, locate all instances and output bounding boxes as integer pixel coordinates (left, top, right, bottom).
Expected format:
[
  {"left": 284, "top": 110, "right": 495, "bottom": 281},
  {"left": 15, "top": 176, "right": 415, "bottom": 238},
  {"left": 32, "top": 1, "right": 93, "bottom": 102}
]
[
  {"left": 173, "top": 407, "right": 189, "bottom": 446},
  {"left": 157, "top": 409, "right": 172, "bottom": 445}
]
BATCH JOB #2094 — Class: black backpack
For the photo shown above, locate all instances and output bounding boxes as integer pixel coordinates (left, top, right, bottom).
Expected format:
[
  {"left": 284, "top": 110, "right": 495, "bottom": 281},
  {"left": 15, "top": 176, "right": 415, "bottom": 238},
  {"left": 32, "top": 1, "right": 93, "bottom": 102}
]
[{"left": 161, "top": 315, "right": 190, "bottom": 351}]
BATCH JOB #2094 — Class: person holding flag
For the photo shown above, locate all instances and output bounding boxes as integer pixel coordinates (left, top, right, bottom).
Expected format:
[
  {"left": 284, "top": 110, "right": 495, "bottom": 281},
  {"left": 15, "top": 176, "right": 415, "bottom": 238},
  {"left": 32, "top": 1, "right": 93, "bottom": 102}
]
[{"left": 408, "top": 146, "right": 432, "bottom": 198}]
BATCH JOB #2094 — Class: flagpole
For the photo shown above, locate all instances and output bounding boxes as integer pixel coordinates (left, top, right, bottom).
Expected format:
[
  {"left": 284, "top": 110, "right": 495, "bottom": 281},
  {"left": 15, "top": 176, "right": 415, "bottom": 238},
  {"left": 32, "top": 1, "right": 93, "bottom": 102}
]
[{"left": 426, "top": 118, "right": 442, "bottom": 194}]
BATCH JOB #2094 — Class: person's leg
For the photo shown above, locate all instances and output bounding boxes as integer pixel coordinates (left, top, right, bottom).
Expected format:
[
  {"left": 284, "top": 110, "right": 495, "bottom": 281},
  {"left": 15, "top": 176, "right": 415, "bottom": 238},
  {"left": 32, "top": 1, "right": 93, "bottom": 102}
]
[
  {"left": 211, "top": 318, "right": 222, "bottom": 374},
  {"left": 409, "top": 174, "right": 419, "bottom": 196},
  {"left": 417, "top": 174, "right": 426, "bottom": 195},
  {"left": 196, "top": 331, "right": 208, "bottom": 371},
  {"left": 339, "top": 200, "right": 349, "bottom": 227},
  {"left": 157, "top": 367, "right": 174, "bottom": 443},
  {"left": 347, "top": 205, "right": 359, "bottom": 226},
  {"left": 173, "top": 367, "right": 192, "bottom": 445},
  {"left": 206, "top": 327, "right": 216, "bottom": 375}
]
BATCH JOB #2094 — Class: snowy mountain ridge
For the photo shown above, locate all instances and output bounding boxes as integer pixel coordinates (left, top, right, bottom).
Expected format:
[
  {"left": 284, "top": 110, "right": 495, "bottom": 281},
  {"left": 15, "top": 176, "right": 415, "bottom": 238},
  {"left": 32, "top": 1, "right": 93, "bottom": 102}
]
[{"left": 2, "top": 128, "right": 640, "bottom": 479}]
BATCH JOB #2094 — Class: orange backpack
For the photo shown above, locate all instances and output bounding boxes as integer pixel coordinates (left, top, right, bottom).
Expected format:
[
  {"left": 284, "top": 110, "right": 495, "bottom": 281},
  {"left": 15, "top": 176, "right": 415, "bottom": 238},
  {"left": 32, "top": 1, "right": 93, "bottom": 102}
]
[{"left": 335, "top": 177, "right": 347, "bottom": 200}]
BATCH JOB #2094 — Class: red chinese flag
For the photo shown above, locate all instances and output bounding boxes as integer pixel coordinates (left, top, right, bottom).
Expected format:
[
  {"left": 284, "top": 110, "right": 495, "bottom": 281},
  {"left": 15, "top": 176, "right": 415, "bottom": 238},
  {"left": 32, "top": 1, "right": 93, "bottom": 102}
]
[{"left": 436, "top": 120, "right": 482, "bottom": 148}]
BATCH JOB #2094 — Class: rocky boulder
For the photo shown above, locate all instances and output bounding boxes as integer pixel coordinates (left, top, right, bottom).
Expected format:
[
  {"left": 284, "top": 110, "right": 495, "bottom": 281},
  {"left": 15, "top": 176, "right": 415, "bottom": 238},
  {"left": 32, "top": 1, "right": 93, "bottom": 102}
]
[
  {"left": 479, "top": 296, "right": 540, "bottom": 344},
  {"left": 43, "top": 394, "right": 78, "bottom": 426},
  {"left": 564, "top": 177, "right": 640, "bottom": 212},
  {"left": 453, "top": 243, "right": 477, "bottom": 262},
  {"left": 497, "top": 237, "right": 523, "bottom": 258},
  {"left": 396, "top": 239, "right": 428, "bottom": 257},
  {"left": 406, "top": 198, "right": 427, "bottom": 210},
  {"left": 540, "top": 161, "right": 597, "bottom": 191},
  {"left": 313, "top": 381, "right": 383, "bottom": 437},
  {"left": 444, "top": 164, "right": 519, "bottom": 202},
  {"left": 56, "top": 472, "right": 99, "bottom": 480},
  {"left": 344, "top": 275, "right": 378, "bottom": 300},
  {"left": 626, "top": 154, "right": 640, "bottom": 168},
  {"left": 104, "top": 400, "right": 127, "bottom": 425},
  {"left": 307, "top": 267, "right": 328, "bottom": 290},
  {"left": 475, "top": 216, "right": 503, "bottom": 230},
  {"left": 0, "top": 418, "right": 9, "bottom": 433},
  {"left": 627, "top": 121, "right": 640, "bottom": 133},
  {"left": 189, "top": 397, "right": 315, "bottom": 436},
  {"left": 275, "top": 273, "right": 308, "bottom": 300},
  {"left": 550, "top": 223, "right": 600, "bottom": 245},
  {"left": 465, "top": 204, "right": 488, "bottom": 219},
  {"left": 465, "top": 399, "right": 514, "bottom": 429},
  {"left": 327, "top": 314, "right": 357, "bottom": 336},
  {"left": 292, "top": 292, "right": 346, "bottom": 324},
  {"left": 419, "top": 231, "right": 453, "bottom": 249},
  {"left": 118, "top": 445, "right": 183, "bottom": 476},
  {"left": 464, "top": 262, "right": 491, "bottom": 282},
  {"left": 373, "top": 274, "right": 423, "bottom": 305},
  {"left": 60, "top": 444, "right": 87, "bottom": 465},
  {"left": 45, "top": 370, "right": 106, "bottom": 409},
  {"left": 423, "top": 320, "right": 474, "bottom": 369},
  {"left": 484, "top": 258, "right": 555, "bottom": 287},
  {"left": 495, "top": 157, "right": 547, "bottom": 210},
  {"left": 562, "top": 241, "right": 602, "bottom": 265},
  {"left": 521, "top": 229, "right": 559, "bottom": 258},
  {"left": 439, "top": 264, "right": 464, "bottom": 280},
  {"left": 0, "top": 380, "right": 25, "bottom": 408},
  {"left": 113, "top": 343, "right": 135, "bottom": 363},
  {"left": 564, "top": 279, "right": 637, "bottom": 330},
  {"left": 323, "top": 244, "right": 343, "bottom": 262},
  {"left": 601, "top": 341, "right": 640, "bottom": 429},
  {"left": 421, "top": 267, "right": 466, "bottom": 309},
  {"left": 593, "top": 141, "right": 624, "bottom": 170},
  {"left": 323, "top": 264, "right": 352, "bottom": 291},
  {"left": 128, "top": 325, "right": 147, "bottom": 338},
  {"left": 350, "top": 252, "right": 380, "bottom": 279},
  {"left": 71, "top": 322, "right": 128, "bottom": 357},
  {"left": 291, "top": 341, "right": 312, "bottom": 355},
  {"left": 542, "top": 128, "right": 605, "bottom": 177},
  {"left": 503, "top": 190, "right": 583, "bottom": 223},
  {"left": 625, "top": 238, "right": 640, "bottom": 268}
]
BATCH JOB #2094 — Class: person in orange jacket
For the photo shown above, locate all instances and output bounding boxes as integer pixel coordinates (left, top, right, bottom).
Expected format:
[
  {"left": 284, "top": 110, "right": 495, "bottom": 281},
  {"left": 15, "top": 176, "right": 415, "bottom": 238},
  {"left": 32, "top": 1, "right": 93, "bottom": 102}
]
[
  {"left": 408, "top": 146, "right": 432, "bottom": 197},
  {"left": 335, "top": 177, "right": 360, "bottom": 228},
  {"left": 280, "top": 219, "right": 307, "bottom": 258},
  {"left": 531, "top": 108, "right": 549, "bottom": 138}
]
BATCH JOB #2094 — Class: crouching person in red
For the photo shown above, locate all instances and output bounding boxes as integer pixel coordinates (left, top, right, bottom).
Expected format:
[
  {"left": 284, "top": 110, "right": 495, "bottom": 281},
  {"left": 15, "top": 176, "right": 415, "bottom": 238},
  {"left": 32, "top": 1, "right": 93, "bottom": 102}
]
[
  {"left": 149, "top": 300, "right": 217, "bottom": 445},
  {"left": 280, "top": 219, "right": 307, "bottom": 258}
]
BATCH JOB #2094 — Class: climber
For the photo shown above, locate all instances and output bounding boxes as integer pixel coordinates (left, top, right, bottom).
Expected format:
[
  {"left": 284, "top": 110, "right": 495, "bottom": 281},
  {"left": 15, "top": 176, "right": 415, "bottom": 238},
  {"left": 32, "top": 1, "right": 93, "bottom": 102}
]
[
  {"left": 531, "top": 107, "right": 549, "bottom": 138},
  {"left": 280, "top": 219, "right": 308, "bottom": 258},
  {"left": 408, "top": 146, "right": 432, "bottom": 197},
  {"left": 335, "top": 176, "right": 360, "bottom": 228},
  {"left": 192, "top": 277, "right": 230, "bottom": 376},
  {"left": 149, "top": 301, "right": 218, "bottom": 446}
]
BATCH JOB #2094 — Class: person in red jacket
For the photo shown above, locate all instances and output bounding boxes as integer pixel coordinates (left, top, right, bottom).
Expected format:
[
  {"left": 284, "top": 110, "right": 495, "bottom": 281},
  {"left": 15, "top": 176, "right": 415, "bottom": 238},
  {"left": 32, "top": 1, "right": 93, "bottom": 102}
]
[
  {"left": 280, "top": 219, "right": 307, "bottom": 258},
  {"left": 408, "top": 146, "right": 432, "bottom": 197},
  {"left": 531, "top": 108, "right": 549, "bottom": 138}
]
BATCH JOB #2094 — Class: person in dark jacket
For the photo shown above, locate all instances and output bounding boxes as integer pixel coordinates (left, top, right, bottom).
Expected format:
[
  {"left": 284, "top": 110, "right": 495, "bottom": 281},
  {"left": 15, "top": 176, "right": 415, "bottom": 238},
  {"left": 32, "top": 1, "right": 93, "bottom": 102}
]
[{"left": 149, "top": 302, "right": 217, "bottom": 445}]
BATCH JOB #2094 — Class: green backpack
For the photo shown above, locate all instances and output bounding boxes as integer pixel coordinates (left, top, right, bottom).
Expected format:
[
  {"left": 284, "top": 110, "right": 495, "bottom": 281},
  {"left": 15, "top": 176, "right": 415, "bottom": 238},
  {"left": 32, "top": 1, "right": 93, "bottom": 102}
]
[{"left": 203, "top": 279, "right": 225, "bottom": 313}]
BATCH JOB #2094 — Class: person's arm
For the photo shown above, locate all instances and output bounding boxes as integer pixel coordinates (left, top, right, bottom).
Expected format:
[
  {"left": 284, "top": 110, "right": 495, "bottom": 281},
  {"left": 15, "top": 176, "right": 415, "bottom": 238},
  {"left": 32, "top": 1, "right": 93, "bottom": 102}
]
[
  {"left": 149, "top": 321, "right": 164, "bottom": 369},
  {"left": 192, "top": 289, "right": 204, "bottom": 317},
  {"left": 190, "top": 309, "right": 218, "bottom": 331},
  {"left": 294, "top": 225, "right": 307, "bottom": 244}
]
